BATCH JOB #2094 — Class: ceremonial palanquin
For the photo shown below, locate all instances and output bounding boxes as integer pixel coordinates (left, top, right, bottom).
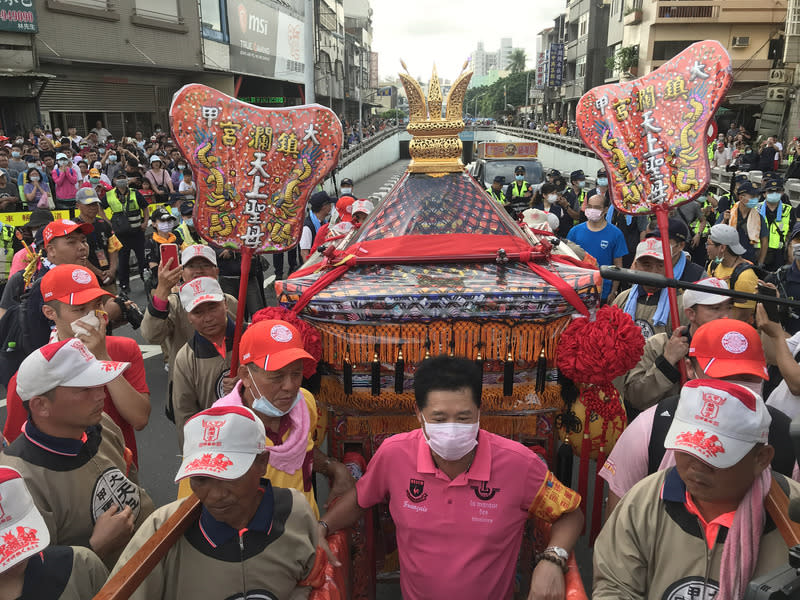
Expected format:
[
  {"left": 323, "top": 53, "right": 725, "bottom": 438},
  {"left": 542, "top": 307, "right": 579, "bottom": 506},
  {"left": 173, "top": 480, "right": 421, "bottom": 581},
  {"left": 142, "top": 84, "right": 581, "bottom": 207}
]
[
  {"left": 273, "top": 63, "right": 600, "bottom": 599},
  {"left": 277, "top": 63, "right": 601, "bottom": 447}
]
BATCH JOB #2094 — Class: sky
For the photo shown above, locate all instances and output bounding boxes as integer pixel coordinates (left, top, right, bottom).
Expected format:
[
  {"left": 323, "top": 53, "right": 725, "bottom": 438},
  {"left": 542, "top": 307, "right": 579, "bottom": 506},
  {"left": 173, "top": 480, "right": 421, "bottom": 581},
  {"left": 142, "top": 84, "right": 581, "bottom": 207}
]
[{"left": 369, "top": 0, "right": 566, "bottom": 81}]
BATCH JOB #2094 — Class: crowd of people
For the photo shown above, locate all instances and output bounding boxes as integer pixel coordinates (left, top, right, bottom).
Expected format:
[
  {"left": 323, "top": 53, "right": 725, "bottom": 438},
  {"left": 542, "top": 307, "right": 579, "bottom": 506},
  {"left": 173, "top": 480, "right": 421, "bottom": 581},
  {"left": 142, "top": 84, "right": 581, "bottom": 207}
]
[{"left": 0, "top": 114, "right": 799, "bottom": 600}]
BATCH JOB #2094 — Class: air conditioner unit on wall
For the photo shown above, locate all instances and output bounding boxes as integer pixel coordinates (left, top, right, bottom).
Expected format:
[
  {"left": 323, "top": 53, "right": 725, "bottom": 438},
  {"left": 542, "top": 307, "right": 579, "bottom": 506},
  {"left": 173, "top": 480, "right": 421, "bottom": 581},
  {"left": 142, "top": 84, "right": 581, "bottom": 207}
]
[
  {"left": 732, "top": 36, "right": 750, "bottom": 48},
  {"left": 767, "top": 87, "right": 789, "bottom": 101},
  {"left": 769, "top": 69, "right": 794, "bottom": 84}
]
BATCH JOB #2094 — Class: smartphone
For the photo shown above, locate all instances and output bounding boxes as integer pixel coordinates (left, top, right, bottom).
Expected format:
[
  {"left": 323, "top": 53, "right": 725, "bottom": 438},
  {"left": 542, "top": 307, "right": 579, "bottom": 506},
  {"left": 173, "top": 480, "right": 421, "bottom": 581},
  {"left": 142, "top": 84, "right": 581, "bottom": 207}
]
[
  {"left": 757, "top": 284, "right": 782, "bottom": 322},
  {"left": 160, "top": 243, "right": 179, "bottom": 269}
]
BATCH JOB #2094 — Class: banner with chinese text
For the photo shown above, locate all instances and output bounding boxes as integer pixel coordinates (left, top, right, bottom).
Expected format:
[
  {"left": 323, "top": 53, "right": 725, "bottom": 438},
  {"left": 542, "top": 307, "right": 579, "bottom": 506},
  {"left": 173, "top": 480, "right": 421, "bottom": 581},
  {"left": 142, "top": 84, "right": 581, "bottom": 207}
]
[
  {"left": 169, "top": 84, "right": 342, "bottom": 253},
  {"left": 575, "top": 41, "right": 732, "bottom": 214}
]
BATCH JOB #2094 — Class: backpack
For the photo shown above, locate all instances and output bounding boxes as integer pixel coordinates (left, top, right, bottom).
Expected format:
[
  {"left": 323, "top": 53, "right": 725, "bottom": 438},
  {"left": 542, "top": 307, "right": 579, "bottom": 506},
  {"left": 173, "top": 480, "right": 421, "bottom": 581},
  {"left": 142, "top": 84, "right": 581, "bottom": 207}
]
[{"left": 0, "top": 282, "right": 36, "bottom": 387}]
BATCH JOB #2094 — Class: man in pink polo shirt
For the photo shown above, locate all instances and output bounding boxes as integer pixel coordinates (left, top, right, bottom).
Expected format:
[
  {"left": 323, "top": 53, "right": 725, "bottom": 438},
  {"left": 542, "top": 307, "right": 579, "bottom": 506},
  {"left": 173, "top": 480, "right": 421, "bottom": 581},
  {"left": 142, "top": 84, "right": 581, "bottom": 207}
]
[{"left": 317, "top": 356, "right": 583, "bottom": 600}]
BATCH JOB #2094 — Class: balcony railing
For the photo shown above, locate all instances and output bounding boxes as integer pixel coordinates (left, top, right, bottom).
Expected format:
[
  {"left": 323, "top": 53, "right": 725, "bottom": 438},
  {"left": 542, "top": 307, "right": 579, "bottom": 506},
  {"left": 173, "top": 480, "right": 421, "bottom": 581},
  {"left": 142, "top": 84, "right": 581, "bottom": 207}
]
[{"left": 656, "top": 1, "right": 720, "bottom": 20}]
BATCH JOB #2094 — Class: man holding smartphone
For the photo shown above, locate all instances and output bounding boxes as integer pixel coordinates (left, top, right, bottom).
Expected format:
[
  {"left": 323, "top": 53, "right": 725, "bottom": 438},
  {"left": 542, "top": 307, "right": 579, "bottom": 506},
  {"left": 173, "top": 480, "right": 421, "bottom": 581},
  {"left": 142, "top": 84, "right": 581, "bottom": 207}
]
[{"left": 75, "top": 188, "right": 121, "bottom": 293}]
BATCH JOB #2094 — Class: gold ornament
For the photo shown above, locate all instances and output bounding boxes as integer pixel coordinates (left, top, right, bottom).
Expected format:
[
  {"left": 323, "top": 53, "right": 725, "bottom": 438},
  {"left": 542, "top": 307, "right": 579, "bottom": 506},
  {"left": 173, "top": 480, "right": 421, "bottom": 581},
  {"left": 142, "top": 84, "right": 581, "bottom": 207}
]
[{"left": 398, "top": 60, "right": 473, "bottom": 174}]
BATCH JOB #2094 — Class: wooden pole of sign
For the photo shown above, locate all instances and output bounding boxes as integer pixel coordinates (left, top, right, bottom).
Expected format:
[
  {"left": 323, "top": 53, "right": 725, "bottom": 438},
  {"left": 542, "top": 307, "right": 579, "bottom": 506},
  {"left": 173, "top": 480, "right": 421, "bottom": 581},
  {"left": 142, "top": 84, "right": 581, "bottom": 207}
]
[
  {"left": 229, "top": 248, "right": 253, "bottom": 374},
  {"left": 654, "top": 206, "right": 687, "bottom": 384},
  {"left": 93, "top": 495, "right": 201, "bottom": 600}
]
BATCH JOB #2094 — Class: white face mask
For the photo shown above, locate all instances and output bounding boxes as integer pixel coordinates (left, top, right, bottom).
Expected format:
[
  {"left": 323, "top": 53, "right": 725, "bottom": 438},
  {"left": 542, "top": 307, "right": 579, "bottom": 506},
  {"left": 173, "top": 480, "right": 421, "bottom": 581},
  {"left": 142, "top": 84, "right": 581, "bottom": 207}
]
[
  {"left": 585, "top": 208, "right": 603, "bottom": 222},
  {"left": 340, "top": 187, "right": 352, "bottom": 195},
  {"left": 547, "top": 193, "right": 558, "bottom": 203},
  {"left": 157, "top": 221, "right": 173, "bottom": 233},
  {"left": 71, "top": 310, "right": 102, "bottom": 337},
  {"left": 421, "top": 414, "right": 479, "bottom": 461}
]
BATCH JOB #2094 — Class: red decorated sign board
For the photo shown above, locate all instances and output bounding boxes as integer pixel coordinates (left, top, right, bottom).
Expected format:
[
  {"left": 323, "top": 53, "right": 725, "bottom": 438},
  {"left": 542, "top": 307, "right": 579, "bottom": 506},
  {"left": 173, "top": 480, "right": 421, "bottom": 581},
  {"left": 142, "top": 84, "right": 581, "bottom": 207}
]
[
  {"left": 478, "top": 142, "right": 538, "bottom": 159},
  {"left": 576, "top": 41, "right": 732, "bottom": 215},
  {"left": 169, "top": 84, "right": 343, "bottom": 252}
]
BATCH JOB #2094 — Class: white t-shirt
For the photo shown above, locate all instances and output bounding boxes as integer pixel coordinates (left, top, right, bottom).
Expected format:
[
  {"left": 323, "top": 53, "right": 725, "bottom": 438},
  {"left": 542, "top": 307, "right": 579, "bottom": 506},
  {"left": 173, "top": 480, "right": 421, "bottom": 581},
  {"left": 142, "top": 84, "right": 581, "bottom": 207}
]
[
  {"left": 178, "top": 181, "right": 196, "bottom": 193},
  {"left": 299, "top": 225, "right": 314, "bottom": 251},
  {"left": 767, "top": 331, "right": 800, "bottom": 419}
]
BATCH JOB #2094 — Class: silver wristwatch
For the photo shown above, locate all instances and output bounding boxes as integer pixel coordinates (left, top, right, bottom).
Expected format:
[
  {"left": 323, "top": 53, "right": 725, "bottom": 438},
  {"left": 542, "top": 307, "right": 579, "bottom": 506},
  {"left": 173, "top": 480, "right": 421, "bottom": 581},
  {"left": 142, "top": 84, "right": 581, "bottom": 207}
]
[{"left": 544, "top": 545, "right": 569, "bottom": 561}]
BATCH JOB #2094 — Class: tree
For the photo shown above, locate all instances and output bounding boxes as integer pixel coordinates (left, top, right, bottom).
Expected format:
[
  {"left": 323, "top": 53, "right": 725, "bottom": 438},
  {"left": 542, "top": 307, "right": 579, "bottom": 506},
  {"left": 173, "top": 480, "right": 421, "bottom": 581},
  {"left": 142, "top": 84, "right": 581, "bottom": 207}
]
[{"left": 509, "top": 49, "right": 527, "bottom": 74}]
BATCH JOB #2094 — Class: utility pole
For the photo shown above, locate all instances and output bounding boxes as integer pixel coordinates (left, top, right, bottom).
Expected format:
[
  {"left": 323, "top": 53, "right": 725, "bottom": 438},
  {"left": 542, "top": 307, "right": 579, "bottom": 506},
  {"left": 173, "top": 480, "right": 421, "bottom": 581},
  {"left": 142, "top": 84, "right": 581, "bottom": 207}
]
[{"left": 304, "top": 0, "right": 315, "bottom": 103}]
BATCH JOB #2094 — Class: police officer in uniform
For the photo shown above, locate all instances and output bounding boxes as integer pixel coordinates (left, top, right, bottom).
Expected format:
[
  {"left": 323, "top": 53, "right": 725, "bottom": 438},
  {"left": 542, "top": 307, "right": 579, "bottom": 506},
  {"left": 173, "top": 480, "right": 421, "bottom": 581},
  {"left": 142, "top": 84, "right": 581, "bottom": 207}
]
[
  {"left": 504, "top": 165, "right": 533, "bottom": 215},
  {"left": 760, "top": 175, "right": 793, "bottom": 272},
  {"left": 486, "top": 175, "right": 506, "bottom": 204}
]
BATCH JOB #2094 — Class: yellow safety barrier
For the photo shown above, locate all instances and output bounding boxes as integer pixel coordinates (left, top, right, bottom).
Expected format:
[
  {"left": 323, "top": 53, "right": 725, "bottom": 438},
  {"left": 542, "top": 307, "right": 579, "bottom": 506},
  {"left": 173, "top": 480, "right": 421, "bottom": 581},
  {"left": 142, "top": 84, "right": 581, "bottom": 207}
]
[{"left": 0, "top": 203, "right": 171, "bottom": 228}]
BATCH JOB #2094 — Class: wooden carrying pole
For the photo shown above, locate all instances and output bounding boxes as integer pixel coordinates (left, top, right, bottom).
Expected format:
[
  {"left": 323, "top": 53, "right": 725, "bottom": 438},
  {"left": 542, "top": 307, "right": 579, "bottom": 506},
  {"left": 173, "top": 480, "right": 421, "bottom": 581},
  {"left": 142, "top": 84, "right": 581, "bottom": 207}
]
[{"left": 93, "top": 495, "right": 201, "bottom": 600}]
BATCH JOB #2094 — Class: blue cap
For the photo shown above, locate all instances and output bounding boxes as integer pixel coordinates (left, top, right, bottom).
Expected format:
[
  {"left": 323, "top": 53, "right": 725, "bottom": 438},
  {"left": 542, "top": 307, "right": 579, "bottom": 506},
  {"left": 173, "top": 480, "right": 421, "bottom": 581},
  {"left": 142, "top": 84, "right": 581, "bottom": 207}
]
[
  {"left": 570, "top": 170, "right": 585, "bottom": 181},
  {"left": 737, "top": 181, "right": 759, "bottom": 196},
  {"left": 763, "top": 176, "right": 784, "bottom": 191},
  {"left": 493, "top": 175, "right": 506, "bottom": 184}
]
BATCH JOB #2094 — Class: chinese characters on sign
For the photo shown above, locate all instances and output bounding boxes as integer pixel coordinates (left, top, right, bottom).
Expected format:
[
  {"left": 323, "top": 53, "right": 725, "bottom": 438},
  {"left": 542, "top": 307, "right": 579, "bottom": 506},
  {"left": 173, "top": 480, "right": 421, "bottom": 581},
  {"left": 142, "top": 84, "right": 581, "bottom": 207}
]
[
  {"left": 575, "top": 41, "right": 733, "bottom": 215},
  {"left": 169, "top": 84, "right": 343, "bottom": 253},
  {"left": 0, "top": 0, "right": 37, "bottom": 33},
  {"left": 545, "top": 43, "right": 565, "bottom": 88}
]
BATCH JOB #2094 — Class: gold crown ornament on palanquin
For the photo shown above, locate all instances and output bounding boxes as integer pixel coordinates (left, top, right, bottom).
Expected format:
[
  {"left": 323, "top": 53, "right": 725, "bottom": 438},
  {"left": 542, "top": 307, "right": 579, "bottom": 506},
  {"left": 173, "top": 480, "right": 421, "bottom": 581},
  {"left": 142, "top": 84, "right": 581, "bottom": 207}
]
[{"left": 399, "top": 60, "right": 473, "bottom": 174}]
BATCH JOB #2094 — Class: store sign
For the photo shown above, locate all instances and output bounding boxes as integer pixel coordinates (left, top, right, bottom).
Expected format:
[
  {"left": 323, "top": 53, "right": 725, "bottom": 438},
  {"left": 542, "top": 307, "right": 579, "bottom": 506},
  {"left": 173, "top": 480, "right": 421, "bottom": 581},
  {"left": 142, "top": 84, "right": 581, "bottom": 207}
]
[
  {"left": 239, "top": 96, "right": 286, "bottom": 105},
  {"left": 0, "top": 0, "right": 37, "bottom": 33},
  {"left": 546, "top": 43, "right": 564, "bottom": 87},
  {"left": 535, "top": 52, "right": 546, "bottom": 89},
  {"left": 228, "top": 0, "right": 305, "bottom": 83}
]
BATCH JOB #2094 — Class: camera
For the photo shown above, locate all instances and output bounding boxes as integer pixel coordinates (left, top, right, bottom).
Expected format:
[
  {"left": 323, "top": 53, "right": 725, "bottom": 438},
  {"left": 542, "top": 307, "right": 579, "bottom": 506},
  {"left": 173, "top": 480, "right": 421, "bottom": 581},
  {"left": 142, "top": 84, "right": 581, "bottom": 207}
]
[{"left": 114, "top": 291, "right": 143, "bottom": 330}]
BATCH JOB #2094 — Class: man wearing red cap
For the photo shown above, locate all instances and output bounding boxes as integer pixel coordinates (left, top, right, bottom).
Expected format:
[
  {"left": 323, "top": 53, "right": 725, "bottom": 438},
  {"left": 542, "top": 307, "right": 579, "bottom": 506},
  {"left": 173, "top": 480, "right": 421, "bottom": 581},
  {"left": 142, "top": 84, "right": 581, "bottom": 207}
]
[
  {"left": 199, "top": 319, "right": 354, "bottom": 517},
  {"left": 602, "top": 318, "right": 797, "bottom": 519},
  {"left": 0, "top": 219, "right": 93, "bottom": 385},
  {"left": 0, "top": 466, "right": 108, "bottom": 599},
  {"left": 141, "top": 244, "right": 236, "bottom": 422},
  {"left": 2, "top": 264, "right": 150, "bottom": 466},
  {"left": 0, "top": 339, "right": 154, "bottom": 568},
  {"left": 595, "top": 377, "right": 800, "bottom": 600},
  {"left": 112, "top": 405, "right": 317, "bottom": 600},
  {"left": 171, "top": 276, "right": 238, "bottom": 446}
]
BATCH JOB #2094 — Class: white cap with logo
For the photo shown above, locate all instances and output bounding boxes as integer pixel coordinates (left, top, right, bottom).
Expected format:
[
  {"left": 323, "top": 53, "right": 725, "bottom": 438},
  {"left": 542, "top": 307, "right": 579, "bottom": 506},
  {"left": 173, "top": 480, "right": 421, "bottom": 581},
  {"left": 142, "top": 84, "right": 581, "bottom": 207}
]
[
  {"left": 179, "top": 276, "right": 225, "bottom": 313},
  {"left": 664, "top": 379, "right": 771, "bottom": 469},
  {"left": 175, "top": 406, "right": 267, "bottom": 482},
  {"left": 682, "top": 277, "right": 730, "bottom": 308},
  {"left": 16, "top": 339, "right": 129, "bottom": 401},
  {"left": 0, "top": 467, "right": 50, "bottom": 572},
  {"left": 180, "top": 244, "right": 217, "bottom": 267}
]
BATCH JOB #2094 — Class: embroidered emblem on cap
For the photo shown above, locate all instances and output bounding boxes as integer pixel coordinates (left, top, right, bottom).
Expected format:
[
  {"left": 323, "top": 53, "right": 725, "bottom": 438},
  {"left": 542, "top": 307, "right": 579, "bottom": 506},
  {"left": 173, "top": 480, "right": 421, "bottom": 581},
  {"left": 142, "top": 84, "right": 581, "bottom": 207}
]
[
  {"left": 71, "top": 269, "right": 91, "bottom": 284},
  {"left": 721, "top": 331, "right": 748, "bottom": 354},
  {"left": 63, "top": 220, "right": 76, "bottom": 226},
  {"left": 0, "top": 527, "right": 40, "bottom": 566},
  {"left": 674, "top": 430, "right": 726, "bottom": 458},
  {"left": 185, "top": 453, "right": 234, "bottom": 473},
  {"left": 270, "top": 324, "right": 293, "bottom": 343},
  {"left": 188, "top": 279, "right": 204, "bottom": 294},
  {"left": 200, "top": 419, "right": 225, "bottom": 447},
  {"left": 696, "top": 391, "right": 726, "bottom": 427}
]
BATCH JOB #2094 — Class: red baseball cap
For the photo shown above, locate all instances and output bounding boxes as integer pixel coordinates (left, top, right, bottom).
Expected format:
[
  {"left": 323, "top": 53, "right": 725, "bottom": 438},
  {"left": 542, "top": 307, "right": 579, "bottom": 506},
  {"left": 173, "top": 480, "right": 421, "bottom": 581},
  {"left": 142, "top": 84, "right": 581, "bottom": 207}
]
[
  {"left": 336, "top": 196, "right": 356, "bottom": 223},
  {"left": 239, "top": 320, "right": 313, "bottom": 372},
  {"left": 689, "top": 319, "right": 768, "bottom": 380},
  {"left": 41, "top": 264, "right": 112, "bottom": 305},
  {"left": 42, "top": 219, "right": 92, "bottom": 248}
]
